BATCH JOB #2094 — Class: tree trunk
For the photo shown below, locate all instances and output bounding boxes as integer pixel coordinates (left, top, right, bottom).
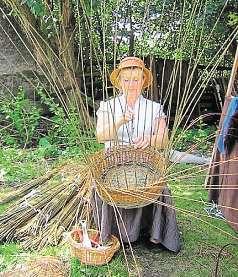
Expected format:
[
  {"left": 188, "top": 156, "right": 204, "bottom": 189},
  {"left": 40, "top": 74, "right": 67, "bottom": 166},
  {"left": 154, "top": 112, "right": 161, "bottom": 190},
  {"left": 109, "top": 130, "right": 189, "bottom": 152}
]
[
  {"left": 58, "top": 0, "right": 92, "bottom": 128},
  {"left": 3, "top": 0, "right": 92, "bottom": 128},
  {"left": 3, "top": 0, "right": 49, "bottom": 65}
]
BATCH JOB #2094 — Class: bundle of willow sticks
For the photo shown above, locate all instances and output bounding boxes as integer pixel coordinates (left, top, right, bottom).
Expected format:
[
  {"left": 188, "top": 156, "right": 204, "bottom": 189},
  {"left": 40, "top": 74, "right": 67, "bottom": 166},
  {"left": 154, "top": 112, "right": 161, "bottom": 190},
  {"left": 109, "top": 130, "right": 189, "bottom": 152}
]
[{"left": 0, "top": 162, "right": 92, "bottom": 250}]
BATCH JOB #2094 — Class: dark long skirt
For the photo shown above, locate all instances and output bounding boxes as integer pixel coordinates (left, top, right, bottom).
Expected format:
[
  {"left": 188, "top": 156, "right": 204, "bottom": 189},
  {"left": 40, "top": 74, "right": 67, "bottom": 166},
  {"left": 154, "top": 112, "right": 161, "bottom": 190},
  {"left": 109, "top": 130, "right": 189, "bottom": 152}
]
[{"left": 91, "top": 186, "right": 181, "bottom": 253}]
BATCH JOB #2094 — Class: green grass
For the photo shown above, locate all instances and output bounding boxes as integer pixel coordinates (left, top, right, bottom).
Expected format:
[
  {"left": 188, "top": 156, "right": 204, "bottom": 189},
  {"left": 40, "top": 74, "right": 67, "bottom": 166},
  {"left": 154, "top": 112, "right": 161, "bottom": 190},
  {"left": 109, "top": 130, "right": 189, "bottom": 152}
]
[
  {"left": 70, "top": 255, "right": 128, "bottom": 277},
  {"left": 0, "top": 148, "right": 237, "bottom": 276},
  {"left": 0, "top": 143, "right": 103, "bottom": 185},
  {"left": 0, "top": 147, "right": 50, "bottom": 184},
  {"left": 0, "top": 243, "right": 22, "bottom": 272},
  {"left": 167, "top": 164, "right": 238, "bottom": 276}
]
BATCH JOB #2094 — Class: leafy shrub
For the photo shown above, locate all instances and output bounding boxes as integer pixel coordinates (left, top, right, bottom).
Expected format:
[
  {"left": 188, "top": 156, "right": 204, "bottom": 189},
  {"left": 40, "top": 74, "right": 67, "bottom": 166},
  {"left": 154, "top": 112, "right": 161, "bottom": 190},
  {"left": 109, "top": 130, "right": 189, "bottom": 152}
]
[
  {"left": 174, "top": 121, "right": 216, "bottom": 155},
  {"left": 36, "top": 86, "right": 103, "bottom": 156},
  {"left": 36, "top": 86, "right": 83, "bottom": 147},
  {"left": 0, "top": 87, "right": 41, "bottom": 147},
  {"left": 0, "top": 85, "right": 101, "bottom": 156}
]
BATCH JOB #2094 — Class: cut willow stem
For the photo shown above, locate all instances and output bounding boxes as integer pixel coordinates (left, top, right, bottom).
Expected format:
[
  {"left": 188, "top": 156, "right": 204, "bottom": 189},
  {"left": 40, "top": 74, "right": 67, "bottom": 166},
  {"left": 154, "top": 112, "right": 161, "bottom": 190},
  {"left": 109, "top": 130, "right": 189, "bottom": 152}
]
[{"left": 0, "top": 167, "right": 61, "bottom": 205}]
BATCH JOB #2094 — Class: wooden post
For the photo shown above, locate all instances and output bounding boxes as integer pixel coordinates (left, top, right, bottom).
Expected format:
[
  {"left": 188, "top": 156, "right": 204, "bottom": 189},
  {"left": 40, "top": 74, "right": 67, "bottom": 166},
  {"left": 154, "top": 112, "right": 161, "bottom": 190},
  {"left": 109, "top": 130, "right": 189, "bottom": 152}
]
[
  {"left": 226, "top": 45, "right": 238, "bottom": 97},
  {"left": 151, "top": 58, "right": 159, "bottom": 102},
  {"left": 204, "top": 45, "right": 238, "bottom": 188}
]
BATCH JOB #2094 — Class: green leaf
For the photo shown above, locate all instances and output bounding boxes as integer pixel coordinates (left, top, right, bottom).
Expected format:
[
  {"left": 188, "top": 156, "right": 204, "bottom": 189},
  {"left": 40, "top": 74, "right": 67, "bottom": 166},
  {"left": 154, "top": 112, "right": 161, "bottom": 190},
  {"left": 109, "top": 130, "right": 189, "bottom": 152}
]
[{"left": 38, "top": 137, "right": 51, "bottom": 148}]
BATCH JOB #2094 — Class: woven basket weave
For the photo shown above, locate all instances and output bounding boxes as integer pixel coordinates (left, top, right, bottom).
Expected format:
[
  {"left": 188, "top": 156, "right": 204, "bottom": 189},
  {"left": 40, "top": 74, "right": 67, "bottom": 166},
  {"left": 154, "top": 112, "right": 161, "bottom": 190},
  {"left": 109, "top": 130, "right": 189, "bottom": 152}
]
[
  {"left": 68, "top": 229, "right": 120, "bottom": 265},
  {"left": 90, "top": 146, "right": 167, "bottom": 209},
  {"left": 1, "top": 256, "right": 68, "bottom": 277}
]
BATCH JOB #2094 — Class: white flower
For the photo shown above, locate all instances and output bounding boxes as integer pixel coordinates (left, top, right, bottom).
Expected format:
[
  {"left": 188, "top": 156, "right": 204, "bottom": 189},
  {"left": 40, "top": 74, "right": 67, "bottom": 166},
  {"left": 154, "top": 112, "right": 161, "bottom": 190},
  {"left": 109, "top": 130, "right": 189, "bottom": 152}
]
[
  {"left": 25, "top": 189, "right": 39, "bottom": 198},
  {"left": 0, "top": 169, "right": 6, "bottom": 182}
]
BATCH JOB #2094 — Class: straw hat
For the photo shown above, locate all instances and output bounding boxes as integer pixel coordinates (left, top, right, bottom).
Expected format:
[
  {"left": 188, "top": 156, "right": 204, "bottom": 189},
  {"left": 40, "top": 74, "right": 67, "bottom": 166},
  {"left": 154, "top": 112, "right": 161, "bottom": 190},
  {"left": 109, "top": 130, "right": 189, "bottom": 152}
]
[{"left": 110, "top": 57, "right": 153, "bottom": 90}]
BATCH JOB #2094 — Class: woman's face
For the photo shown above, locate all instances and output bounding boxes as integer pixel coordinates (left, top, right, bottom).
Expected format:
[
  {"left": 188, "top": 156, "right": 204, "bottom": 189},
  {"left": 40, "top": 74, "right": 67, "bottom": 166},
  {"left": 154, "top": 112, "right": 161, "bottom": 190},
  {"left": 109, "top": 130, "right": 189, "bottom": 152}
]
[{"left": 119, "top": 67, "right": 145, "bottom": 101}]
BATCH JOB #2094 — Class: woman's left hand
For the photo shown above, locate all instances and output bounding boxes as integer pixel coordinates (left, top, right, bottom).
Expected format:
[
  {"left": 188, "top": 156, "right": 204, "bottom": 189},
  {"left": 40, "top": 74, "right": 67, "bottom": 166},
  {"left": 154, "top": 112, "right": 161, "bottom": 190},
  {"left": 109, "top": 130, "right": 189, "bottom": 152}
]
[{"left": 133, "top": 136, "right": 150, "bottom": 149}]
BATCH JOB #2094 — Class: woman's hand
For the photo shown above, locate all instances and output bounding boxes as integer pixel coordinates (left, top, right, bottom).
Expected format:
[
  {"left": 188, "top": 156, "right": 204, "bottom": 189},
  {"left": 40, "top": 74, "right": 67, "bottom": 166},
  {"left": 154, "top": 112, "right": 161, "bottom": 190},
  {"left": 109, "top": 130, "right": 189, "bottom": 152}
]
[
  {"left": 118, "top": 108, "right": 134, "bottom": 125},
  {"left": 133, "top": 136, "right": 150, "bottom": 149}
]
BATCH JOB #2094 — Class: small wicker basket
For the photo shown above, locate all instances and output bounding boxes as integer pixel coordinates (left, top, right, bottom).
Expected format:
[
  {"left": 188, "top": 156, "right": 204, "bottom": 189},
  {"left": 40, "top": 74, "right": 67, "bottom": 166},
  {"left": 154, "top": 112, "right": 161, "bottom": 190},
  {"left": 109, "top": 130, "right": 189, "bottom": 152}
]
[
  {"left": 68, "top": 229, "right": 120, "bottom": 266},
  {"left": 90, "top": 146, "right": 167, "bottom": 209}
]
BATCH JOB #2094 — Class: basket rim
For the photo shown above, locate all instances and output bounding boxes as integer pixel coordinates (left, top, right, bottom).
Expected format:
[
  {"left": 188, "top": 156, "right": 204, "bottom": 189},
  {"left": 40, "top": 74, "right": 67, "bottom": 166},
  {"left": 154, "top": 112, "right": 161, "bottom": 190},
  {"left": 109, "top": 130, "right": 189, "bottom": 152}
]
[
  {"left": 68, "top": 229, "right": 120, "bottom": 253},
  {"left": 89, "top": 146, "right": 167, "bottom": 162},
  {"left": 89, "top": 146, "right": 167, "bottom": 208},
  {"left": 92, "top": 147, "right": 166, "bottom": 188}
]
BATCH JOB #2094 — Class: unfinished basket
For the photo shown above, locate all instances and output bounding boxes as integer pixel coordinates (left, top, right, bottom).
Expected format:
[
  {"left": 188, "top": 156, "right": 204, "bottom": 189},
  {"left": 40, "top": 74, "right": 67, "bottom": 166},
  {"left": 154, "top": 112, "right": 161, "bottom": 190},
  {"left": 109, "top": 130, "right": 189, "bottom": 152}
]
[
  {"left": 90, "top": 146, "right": 167, "bottom": 209},
  {"left": 1, "top": 256, "right": 68, "bottom": 277},
  {"left": 68, "top": 229, "right": 120, "bottom": 266}
]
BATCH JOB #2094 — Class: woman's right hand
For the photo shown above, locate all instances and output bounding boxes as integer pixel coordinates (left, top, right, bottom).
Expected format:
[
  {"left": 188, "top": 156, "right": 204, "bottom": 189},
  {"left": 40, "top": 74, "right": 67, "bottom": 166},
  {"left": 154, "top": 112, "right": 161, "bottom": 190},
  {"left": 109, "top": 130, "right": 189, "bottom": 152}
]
[{"left": 119, "top": 108, "right": 134, "bottom": 125}]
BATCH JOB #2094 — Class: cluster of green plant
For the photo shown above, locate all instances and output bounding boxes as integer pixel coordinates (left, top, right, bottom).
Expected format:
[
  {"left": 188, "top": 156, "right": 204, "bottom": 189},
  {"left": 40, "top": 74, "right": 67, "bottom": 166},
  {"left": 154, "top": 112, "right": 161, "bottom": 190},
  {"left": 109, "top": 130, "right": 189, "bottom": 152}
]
[
  {"left": 22, "top": 0, "right": 45, "bottom": 16},
  {"left": 0, "top": 87, "right": 41, "bottom": 147},
  {"left": 229, "top": 12, "right": 238, "bottom": 26},
  {"left": 36, "top": 86, "right": 102, "bottom": 155},
  {"left": 0, "top": 147, "right": 50, "bottom": 185},
  {"left": 0, "top": 86, "right": 102, "bottom": 158},
  {"left": 36, "top": 87, "right": 81, "bottom": 146},
  {"left": 174, "top": 122, "right": 216, "bottom": 155}
]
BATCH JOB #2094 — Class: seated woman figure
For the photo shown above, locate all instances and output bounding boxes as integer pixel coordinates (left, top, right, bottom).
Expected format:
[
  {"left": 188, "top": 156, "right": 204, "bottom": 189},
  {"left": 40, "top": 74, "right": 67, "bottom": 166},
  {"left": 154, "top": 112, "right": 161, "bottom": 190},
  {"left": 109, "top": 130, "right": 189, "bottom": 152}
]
[{"left": 92, "top": 57, "right": 181, "bottom": 252}]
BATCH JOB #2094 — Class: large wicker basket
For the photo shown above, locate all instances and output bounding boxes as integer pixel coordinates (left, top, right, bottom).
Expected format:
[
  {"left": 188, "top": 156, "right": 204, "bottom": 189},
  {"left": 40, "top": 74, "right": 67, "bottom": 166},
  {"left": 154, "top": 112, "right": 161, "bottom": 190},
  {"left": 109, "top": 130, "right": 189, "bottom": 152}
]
[
  {"left": 90, "top": 146, "right": 167, "bottom": 209},
  {"left": 68, "top": 229, "right": 120, "bottom": 266}
]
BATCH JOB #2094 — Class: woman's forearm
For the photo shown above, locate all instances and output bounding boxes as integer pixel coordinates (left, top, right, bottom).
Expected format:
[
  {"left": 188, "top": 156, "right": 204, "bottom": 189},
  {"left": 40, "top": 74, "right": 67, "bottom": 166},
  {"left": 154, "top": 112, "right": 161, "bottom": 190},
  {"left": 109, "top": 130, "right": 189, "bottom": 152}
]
[
  {"left": 150, "top": 117, "right": 169, "bottom": 149},
  {"left": 150, "top": 131, "right": 169, "bottom": 149},
  {"left": 96, "top": 118, "right": 124, "bottom": 142}
]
